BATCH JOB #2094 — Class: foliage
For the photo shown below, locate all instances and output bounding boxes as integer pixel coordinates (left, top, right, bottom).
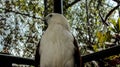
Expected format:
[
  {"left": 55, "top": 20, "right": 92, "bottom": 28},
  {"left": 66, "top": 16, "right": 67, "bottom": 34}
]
[
  {"left": 65, "top": 0, "right": 119, "bottom": 66},
  {"left": 0, "top": 0, "right": 44, "bottom": 57}
]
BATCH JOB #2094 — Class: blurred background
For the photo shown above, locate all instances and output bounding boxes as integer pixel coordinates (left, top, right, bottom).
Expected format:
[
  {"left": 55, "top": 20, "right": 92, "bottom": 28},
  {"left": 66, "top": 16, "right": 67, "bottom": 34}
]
[{"left": 0, "top": 0, "right": 119, "bottom": 67}]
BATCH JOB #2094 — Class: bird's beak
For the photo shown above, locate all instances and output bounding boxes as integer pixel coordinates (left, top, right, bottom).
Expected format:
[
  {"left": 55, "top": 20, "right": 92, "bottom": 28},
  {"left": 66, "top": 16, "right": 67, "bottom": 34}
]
[
  {"left": 41, "top": 17, "right": 48, "bottom": 26},
  {"left": 41, "top": 17, "right": 46, "bottom": 21}
]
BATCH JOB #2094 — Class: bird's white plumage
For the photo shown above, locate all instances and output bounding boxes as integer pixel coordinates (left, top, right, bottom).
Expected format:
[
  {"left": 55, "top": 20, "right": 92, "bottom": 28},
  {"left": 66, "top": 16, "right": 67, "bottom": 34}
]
[{"left": 39, "top": 13, "right": 76, "bottom": 67}]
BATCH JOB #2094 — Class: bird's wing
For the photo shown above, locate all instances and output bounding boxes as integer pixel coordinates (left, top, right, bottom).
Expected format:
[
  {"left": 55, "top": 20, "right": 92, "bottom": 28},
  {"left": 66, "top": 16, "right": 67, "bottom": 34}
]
[
  {"left": 73, "top": 36, "right": 81, "bottom": 67},
  {"left": 35, "top": 41, "right": 40, "bottom": 67}
]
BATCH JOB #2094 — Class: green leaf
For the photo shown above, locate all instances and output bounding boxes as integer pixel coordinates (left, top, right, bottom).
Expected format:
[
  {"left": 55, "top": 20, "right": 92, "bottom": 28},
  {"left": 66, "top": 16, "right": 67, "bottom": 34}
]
[
  {"left": 117, "top": 18, "right": 120, "bottom": 32},
  {"left": 96, "top": 32, "right": 106, "bottom": 43},
  {"left": 105, "top": 31, "right": 111, "bottom": 42},
  {"left": 109, "top": 19, "right": 116, "bottom": 26}
]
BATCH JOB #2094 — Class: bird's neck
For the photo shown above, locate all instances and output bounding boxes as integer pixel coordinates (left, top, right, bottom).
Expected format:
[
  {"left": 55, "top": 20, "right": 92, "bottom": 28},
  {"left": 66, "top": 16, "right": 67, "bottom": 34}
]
[{"left": 48, "top": 23, "right": 70, "bottom": 31}]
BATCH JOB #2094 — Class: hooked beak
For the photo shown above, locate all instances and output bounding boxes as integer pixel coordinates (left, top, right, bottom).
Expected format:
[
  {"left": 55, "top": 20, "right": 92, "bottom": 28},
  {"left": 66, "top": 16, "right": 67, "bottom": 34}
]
[
  {"left": 41, "top": 17, "right": 46, "bottom": 21},
  {"left": 41, "top": 17, "right": 48, "bottom": 26},
  {"left": 41, "top": 17, "right": 48, "bottom": 30}
]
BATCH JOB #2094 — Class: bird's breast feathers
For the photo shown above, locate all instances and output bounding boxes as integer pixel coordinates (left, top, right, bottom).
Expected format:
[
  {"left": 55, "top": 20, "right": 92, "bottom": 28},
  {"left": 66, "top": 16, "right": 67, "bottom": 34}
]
[{"left": 40, "top": 24, "right": 75, "bottom": 67}]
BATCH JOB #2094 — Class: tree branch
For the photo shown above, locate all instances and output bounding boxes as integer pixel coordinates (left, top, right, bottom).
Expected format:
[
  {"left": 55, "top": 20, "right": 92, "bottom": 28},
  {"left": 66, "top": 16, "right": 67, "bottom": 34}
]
[
  {"left": 105, "top": 5, "right": 119, "bottom": 22},
  {"left": 66, "top": 0, "right": 81, "bottom": 9},
  {"left": 99, "top": 12, "right": 109, "bottom": 26},
  {"left": 98, "top": 4, "right": 120, "bottom": 26},
  {"left": 85, "top": 0, "right": 92, "bottom": 48},
  {"left": 0, "top": 54, "right": 35, "bottom": 66},
  {"left": 82, "top": 45, "right": 120, "bottom": 63},
  {"left": 112, "top": 0, "right": 120, "bottom": 3}
]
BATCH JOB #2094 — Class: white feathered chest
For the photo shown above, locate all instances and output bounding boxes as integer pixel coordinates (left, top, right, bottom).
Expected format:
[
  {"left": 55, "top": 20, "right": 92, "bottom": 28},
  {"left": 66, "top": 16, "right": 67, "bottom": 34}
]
[
  {"left": 35, "top": 13, "right": 81, "bottom": 67},
  {"left": 40, "top": 23, "right": 75, "bottom": 67}
]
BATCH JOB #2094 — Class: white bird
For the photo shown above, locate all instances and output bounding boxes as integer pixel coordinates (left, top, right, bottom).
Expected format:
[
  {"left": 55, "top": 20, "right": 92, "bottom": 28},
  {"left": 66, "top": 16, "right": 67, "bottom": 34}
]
[{"left": 35, "top": 13, "right": 81, "bottom": 67}]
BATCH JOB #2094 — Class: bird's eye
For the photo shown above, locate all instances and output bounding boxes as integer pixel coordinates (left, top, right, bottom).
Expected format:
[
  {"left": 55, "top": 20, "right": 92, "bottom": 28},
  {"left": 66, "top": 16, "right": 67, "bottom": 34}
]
[{"left": 49, "top": 14, "right": 53, "bottom": 17}]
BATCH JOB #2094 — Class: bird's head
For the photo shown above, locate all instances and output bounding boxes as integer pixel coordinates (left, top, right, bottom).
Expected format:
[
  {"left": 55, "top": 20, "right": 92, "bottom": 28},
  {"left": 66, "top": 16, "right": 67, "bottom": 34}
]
[{"left": 43, "top": 13, "right": 70, "bottom": 30}]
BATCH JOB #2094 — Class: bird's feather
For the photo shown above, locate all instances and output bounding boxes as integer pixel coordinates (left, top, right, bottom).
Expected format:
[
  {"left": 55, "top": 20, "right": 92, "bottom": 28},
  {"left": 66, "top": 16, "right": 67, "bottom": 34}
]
[{"left": 35, "top": 13, "right": 81, "bottom": 67}]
